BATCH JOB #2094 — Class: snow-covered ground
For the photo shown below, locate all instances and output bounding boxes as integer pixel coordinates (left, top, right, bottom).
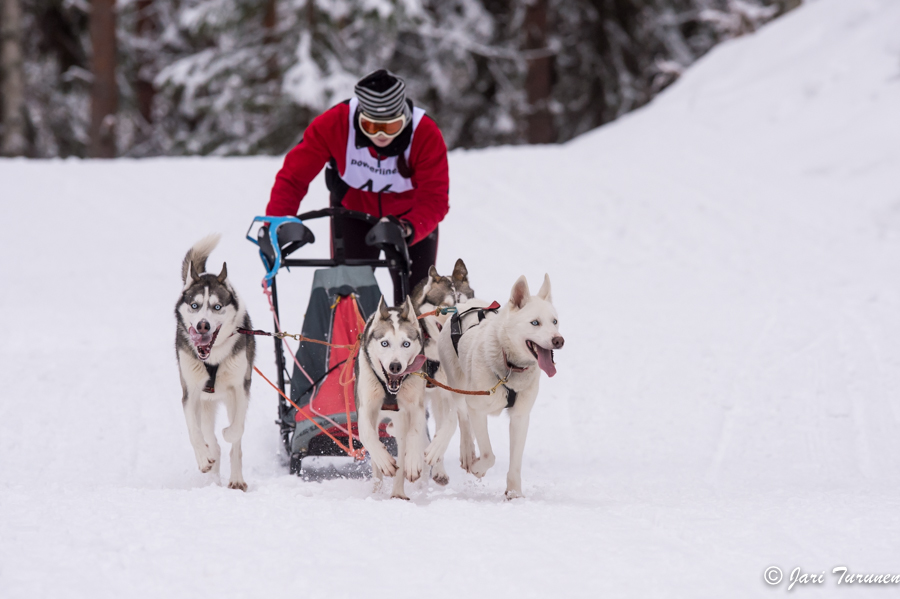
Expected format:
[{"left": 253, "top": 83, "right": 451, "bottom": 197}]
[{"left": 3, "top": 0, "right": 900, "bottom": 596}]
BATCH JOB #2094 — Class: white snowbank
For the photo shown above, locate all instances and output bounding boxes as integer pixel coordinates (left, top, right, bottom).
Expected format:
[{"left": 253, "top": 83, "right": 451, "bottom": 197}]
[{"left": 2, "top": 0, "right": 900, "bottom": 596}]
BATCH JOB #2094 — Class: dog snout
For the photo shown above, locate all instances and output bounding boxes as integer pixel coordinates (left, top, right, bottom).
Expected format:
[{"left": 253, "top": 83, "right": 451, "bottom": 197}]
[
  {"left": 197, "top": 319, "right": 211, "bottom": 334},
  {"left": 552, "top": 335, "right": 565, "bottom": 349},
  {"left": 389, "top": 361, "right": 403, "bottom": 375}
]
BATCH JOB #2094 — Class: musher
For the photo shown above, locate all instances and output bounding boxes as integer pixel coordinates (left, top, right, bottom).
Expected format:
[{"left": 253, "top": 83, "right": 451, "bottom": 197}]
[{"left": 266, "top": 69, "right": 450, "bottom": 305}]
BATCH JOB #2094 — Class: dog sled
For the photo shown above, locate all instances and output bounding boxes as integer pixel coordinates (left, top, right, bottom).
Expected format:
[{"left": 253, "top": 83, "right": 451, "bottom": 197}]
[{"left": 246, "top": 208, "right": 413, "bottom": 475}]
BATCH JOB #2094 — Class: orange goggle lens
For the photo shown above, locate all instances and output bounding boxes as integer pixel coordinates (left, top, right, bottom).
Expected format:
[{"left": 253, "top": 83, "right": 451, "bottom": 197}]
[{"left": 359, "top": 114, "right": 406, "bottom": 137}]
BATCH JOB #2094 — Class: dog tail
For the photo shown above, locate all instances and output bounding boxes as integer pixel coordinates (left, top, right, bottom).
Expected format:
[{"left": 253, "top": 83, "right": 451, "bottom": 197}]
[{"left": 181, "top": 233, "right": 222, "bottom": 284}]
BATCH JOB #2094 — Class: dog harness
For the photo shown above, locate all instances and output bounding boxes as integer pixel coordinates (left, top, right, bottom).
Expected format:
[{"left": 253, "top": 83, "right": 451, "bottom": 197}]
[
  {"left": 419, "top": 314, "right": 442, "bottom": 389},
  {"left": 497, "top": 349, "right": 529, "bottom": 408},
  {"left": 449, "top": 302, "right": 500, "bottom": 352},
  {"left": 424, "top": 358, "right": 440, "bottom": 388},
  {"left": 448, "top": 301, "right": 526, "bottom": 408},
  {"left": 379, "top": 381, "right": 400, "bottom": 411},
  {"left": 202, "top": 362, "right": 219, "bottom": 394}
]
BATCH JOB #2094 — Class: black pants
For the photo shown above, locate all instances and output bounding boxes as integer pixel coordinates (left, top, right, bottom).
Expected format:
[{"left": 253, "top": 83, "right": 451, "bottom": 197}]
[{"left": 336, "top": 218, "right": 439, "bottom": 306}]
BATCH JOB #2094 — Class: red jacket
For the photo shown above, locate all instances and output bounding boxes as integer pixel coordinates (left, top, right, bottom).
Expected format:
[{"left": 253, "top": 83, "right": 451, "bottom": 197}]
[{"left": 267, "top": 101, "right": 449, "bottom": 245}]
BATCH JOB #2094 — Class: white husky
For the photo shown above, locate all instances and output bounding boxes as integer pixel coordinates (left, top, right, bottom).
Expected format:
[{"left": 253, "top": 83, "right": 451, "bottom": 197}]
[
  {"left": 355, "top": 296, "right": 427, "bottom": 499},
  {"left": 175, "top": 235, "right": 255, "bottom": 491},
  {"left": 438, "top": 274, "right": 563, "bottom": 499}
]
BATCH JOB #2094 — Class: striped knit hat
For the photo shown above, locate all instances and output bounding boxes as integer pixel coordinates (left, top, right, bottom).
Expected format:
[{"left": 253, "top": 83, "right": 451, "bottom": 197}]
[{"left": 355, "top": 69, "right": 411, "bottom": 121}]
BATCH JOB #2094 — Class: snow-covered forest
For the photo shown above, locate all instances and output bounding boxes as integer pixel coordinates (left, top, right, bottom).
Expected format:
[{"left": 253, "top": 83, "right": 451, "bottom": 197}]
[{"left": 0, "top": 0, "right": 797, "bottom": 157}]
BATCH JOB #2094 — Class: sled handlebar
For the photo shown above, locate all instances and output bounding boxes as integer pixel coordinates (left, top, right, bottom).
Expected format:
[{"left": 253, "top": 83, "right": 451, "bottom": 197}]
[
  {"left": 246, "top": 209, "right": 411, "bottom": 283},
  {"left": 296, "top": 207, "right": 380, "bottom": 226}
]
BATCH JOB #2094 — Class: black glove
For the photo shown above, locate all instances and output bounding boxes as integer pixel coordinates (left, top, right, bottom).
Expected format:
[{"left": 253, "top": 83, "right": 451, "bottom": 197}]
[{"left": 379, "top": 216, "right": 414, "bottom": 240}]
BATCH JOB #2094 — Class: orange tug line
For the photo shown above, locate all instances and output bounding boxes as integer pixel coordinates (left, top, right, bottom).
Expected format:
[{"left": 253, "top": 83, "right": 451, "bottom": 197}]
[
  {"left": 253, "top": 295, "right": 370, "bottom": 461},
  {"left": 253, "top": 365, "right": 366, "bottom": 460},
  {"left": 338, "top": 298, "right": 368, "bottom": 461}
]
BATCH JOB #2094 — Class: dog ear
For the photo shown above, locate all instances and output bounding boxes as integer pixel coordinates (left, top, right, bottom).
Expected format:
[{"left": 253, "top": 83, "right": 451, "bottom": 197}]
[
  {"left": 189, "top": 261, "right": 201, "bottom": 282},
  {"left": 536, "top": 273, "right": 552, "bottom": 302},
  {"left": 509, "top": 275, "right": 530, "bottom": 310},
  {"left": 406, "top": 295, "right": 419, "bottom": 319},
  {"left": 452, "top": 258, "right": 468, "bottom": 281},
  {"left": 428, "top": 265, "right": 441, "bottom": 281},
  {"left": 377, "top": 296, "right": 391, "bottom": 320},
  {"left": 217, "top": 262, "right": 228, "bottom": 284},
  {"left": 399, "top": 295, "right": 415, "bottom": 320}
]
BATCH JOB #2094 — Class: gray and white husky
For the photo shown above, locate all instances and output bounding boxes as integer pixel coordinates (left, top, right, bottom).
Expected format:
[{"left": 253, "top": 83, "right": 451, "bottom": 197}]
[
  {"left": 355, "top": 296, "right": 427, "bottom": 499},
  {"left": 175, "top": 234, "right": 255, "bottom": 491},
  {"left": 411, "top": 260, "right": 476, "bottom": 484},
  {"left": 438, "top": 274, "right": 564, "bottom": 499}
]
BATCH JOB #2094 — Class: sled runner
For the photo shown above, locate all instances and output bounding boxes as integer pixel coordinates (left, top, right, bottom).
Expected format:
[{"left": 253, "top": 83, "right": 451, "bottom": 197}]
[{"left": 246, "top": 208, "right": 412, "bottom": 475}]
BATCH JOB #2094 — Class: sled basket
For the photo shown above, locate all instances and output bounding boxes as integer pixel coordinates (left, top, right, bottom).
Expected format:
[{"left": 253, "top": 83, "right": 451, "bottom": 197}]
[
  {"left": 248, "top": 209, "right": 413, "bottom": 475},
  {"left": 281, "top": 266, "right": 397, "bottom": 469}
]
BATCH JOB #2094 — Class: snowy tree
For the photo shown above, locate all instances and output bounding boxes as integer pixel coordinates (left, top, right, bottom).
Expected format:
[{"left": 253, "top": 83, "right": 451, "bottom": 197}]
[
  {"left": 19, "top": 0, "right": 91, "bottom": 157},
  {"left": 1, "top": 0, "right": 27, "bottom": 155},
  {"left": 521, "top": 0, "right": 787, "bottom": 143},
  {"left": 11, "top": 0, "right": 796, "bottom": 157}
]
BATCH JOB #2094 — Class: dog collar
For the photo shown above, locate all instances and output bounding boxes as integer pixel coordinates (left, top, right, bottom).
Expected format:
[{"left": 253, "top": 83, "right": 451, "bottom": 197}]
[
  {"left": 502, "top": 349, "right": 529, "bottom": 374},
  {"left": 495, "top": 350, "right": 528, "bottom": 410}
]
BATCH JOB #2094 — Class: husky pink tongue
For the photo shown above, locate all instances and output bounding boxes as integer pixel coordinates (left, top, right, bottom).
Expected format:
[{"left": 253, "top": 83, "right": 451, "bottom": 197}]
[
  {"left": 402, "top": 354, "right": 427, "bottom": 375},
  {"left": 188, "top": 326, "right": 212, "bottom": 346},
  {"left": 534, "top": 345, "right": 557, "bottom": 377}
]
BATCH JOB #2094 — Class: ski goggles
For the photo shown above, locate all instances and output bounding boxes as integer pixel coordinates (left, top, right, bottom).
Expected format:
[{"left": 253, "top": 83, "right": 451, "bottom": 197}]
[{"left": 359, "top": 112, "right": 407, "bottom": 138}]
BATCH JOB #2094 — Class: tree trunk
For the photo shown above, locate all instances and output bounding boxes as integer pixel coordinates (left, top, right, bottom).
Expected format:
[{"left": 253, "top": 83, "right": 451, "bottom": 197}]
[
  {"left": 263, "top": 0, "right": 278, "bottom": 81},
  {"left": 89, "top": 0, "right": 118, "bottom": 158},
  {"left": 135, "top": 0, "right": 154, "bottom": 124},
  {"left": 523, "top": 0, "right": 554, "bottom": 144},
  {"left": 306, "top": 0, "right": 315, "bottom": 31},
  {"left": 1, "top": 0, "right": 27, "bottom": 156}
]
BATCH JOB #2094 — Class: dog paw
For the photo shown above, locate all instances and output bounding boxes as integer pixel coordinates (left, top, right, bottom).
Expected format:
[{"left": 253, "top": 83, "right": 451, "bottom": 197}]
[
  {"left": 195, "top": 442, "right": 220, "bottom": 473},
  {"left": 459, "top": 451, "right": 477, "bottom": 473},
  {"left": 424, "top": 441, "right": 443, "bottom": 466},
  {"left": 391, "top": 492, "right": 410, "bottom": 501},
  {"left": 228, "top": 480, "right": 248, "bottom": 492},
  {"left": 370, "top": 450, "right": 397, "bottom": 477},
  {"left": 405, "top": 465, "right": 422, "bottom": 483},
  {"left": 458, "top": 440, "right": 477, "bottom": 472},
  {"left": 470, "top": 456, "right": 493, "bottom": 479},
  {"left": 431, "top": 460, "right": 449, "bottom": 485},
  {"left": 405, "top": 454, "right": 424, "bottom": 483},
  {"left": 505, "top": 489, "right": 524, "bottom": 500}
]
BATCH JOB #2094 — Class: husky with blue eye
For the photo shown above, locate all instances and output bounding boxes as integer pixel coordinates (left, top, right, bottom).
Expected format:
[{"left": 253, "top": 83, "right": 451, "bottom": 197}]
[
  {"left": 175, "top": 234, "right": 255, "bottom": 491},
  {"left": 355, "top": 295, "right": 427, "bottom": 499}
]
